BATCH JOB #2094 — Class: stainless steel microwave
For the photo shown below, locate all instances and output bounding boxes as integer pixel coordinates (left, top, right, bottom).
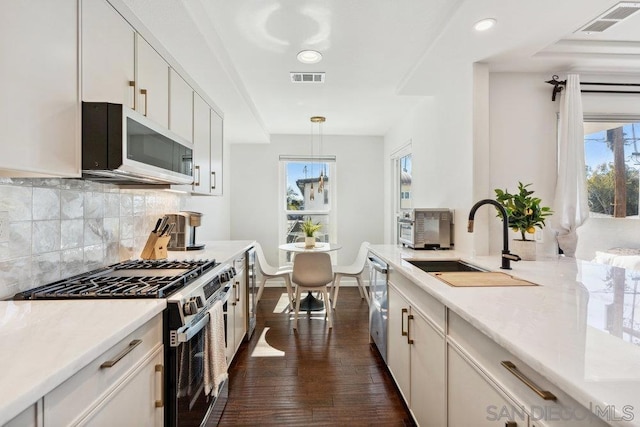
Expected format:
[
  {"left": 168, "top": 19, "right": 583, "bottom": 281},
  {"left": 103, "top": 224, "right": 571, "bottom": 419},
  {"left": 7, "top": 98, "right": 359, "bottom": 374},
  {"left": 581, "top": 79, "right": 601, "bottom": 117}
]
[
  {"left": 82, "top": 102, "right": 194, "bottom": 185},
  {"left": 398, "top": 208, "right": 453, "bottom": 249}
]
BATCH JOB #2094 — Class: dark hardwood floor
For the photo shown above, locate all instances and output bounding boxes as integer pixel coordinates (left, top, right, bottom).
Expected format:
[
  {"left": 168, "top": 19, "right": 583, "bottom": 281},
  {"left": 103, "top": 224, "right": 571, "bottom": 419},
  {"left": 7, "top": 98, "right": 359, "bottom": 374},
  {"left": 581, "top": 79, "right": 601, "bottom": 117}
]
[{"left": 218, "top": 287, "right": 415, "bottom": 426}]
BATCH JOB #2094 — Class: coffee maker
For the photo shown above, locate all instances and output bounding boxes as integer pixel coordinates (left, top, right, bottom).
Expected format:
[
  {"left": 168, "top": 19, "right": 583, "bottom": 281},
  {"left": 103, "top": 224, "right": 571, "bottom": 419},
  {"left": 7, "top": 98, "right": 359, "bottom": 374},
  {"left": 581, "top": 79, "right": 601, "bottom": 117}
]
[{"left": 166, "top": 211, "right": 205, "bottom": 251}]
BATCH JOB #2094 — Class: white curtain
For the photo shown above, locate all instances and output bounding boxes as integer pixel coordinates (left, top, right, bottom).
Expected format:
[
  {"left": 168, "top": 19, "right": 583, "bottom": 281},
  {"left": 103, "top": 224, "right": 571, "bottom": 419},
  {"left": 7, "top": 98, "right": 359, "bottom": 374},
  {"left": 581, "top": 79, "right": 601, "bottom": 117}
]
[{"left": 552, "top": 74, "right": 589, "bottom": 257}]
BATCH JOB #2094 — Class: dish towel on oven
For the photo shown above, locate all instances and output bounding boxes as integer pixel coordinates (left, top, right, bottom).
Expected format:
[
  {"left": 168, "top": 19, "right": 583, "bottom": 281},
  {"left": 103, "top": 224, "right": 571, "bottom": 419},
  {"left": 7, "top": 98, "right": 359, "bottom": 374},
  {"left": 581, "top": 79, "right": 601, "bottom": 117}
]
[{"left": 204, "top": 300, "right": 228, "bottom": 397}]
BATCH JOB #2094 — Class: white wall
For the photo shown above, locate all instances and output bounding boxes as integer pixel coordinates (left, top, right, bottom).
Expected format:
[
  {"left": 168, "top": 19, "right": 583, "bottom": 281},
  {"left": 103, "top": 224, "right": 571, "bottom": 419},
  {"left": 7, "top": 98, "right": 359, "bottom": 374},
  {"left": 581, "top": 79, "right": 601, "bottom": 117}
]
[
  {"left": 229, "top": 134, "right": 385, "bottom": 266},
  {"left": 487, "top": 72, "right": 640, "bottom": 260},
  {"left": 384, "top": 66, "right": 477, "bottom": 254},
  {"left": 487, "top": 72, "right": 559, "bottom": 256}
]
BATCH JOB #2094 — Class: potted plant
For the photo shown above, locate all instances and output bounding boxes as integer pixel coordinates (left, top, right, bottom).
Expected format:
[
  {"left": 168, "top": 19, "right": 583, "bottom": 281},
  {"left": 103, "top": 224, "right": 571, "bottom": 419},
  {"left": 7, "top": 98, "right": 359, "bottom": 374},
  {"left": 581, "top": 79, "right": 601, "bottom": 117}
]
[
  {"left": 494, "top": 182, "right": 553, "bottom": 260},
  {"left": 300, "top": 217, "right": 322, "bottom": 248}
]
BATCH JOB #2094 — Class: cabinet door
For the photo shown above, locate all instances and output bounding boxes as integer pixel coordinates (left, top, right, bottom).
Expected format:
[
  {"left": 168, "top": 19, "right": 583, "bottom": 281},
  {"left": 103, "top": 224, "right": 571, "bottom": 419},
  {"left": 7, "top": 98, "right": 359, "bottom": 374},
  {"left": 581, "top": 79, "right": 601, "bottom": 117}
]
[
  {"left": 136, "top": 35, "right": 169, "bottom": 127},
  {"left": 448, "top": 346, "right": 528, "bottom": 427},
  {"left": 387, "top": 284, "right": 410, "bottom": 402},
  {"left": 5, "top": 401, "right": 42, "bottom": 427},
  {"left": 210, "top": 110, "right": 223, "bottom": 195},
  {"left": 192, "top": 94, "right": 211, "bottom": 193},
  {"left": 409, "top": 308, "right": 445, "bottom": 426},
  {"left": 225, "top": 301, "right": 236, "bottom": 363},
  {"left": 169, "top": 69, "right": 193, "bottom": 143},
  {"left": 233, "top": 269, "right": 247, "bottom": 351},
  {"left": 0, "top": 0, "right": 79, "bottom": 177},
  {"left": 76, "top": 347, "right": 164, "bottom": 427},
  {"left": 81, "top": 0, "right": 135, "bottom": 107}
]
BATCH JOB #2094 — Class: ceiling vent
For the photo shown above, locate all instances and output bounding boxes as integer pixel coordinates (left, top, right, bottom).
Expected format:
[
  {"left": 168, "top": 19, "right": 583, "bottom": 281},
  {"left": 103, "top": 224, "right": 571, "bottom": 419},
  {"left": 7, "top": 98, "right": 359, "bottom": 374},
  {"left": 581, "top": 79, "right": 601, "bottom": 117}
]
[
  {"left": 290, "top": 72, "right": 325, "bottom": 83},
  {"left": 577, "top": 2, "right": 640, "bottom": 33}
]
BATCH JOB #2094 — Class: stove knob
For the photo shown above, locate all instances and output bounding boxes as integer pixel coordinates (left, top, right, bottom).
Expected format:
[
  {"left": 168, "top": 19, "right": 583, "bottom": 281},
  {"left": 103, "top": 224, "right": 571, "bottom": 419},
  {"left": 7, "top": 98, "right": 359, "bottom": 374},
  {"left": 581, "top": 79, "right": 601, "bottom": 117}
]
[
  {"left": 230, "top": 267, "right": 236, "bottom": 277},
  {"left": 183, "top": 299, "right": 198, "bottom": 315},
  {"left": 195, "top": 296, "right": 204, "bottom": 308}
]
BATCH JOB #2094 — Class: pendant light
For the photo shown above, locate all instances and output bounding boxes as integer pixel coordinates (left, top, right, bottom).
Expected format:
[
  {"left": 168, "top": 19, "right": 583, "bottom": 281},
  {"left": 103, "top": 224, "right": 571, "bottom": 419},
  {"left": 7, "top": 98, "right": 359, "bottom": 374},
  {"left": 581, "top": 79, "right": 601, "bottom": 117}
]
[{"left": 310, "top": 116, "right": 326, "bottom": 195}]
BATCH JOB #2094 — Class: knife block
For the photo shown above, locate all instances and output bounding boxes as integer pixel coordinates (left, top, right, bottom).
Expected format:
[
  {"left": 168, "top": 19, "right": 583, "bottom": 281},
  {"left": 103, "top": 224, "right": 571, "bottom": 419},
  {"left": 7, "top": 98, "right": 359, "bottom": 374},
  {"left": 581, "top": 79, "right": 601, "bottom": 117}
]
[{"left": 140, "top": 232, "right": 171, "bottom": 260}]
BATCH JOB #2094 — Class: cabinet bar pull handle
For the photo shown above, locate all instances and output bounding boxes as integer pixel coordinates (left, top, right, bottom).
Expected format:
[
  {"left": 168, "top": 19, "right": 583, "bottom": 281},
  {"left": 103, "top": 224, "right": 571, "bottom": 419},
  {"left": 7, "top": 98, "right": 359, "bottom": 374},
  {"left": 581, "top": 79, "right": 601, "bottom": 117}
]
[
  {"left": 194, "top": 165, "right": 201, "bottom": 186},
  {"left": 100, "top": 339, "right": 142, "bottom": 368},
  {"left": 232, "top": 283, "right": 237, "bottom": 306},
  {"left": 140, "top": 88, "right": 148, "bottom": 116},
  {"left": 236, "top": 281, "right": 240, "bottom": 302},
  {"left": 501, "top": 361, "right": 557, "bottom": 401},
  {"left": 407, "top": 314, "right": 414, "bottom": 344},
  {"left": 129, "top": 81, "right": 136, "bottom": 110},
  {"left": 211, "top": 171, "right": 216, "bottom": 190},
  {"left": 155, "top": 364, "right": 165, "bottom": 408},
  {"left": 401, "top": 308, "right": 408, "bottom": 336}
]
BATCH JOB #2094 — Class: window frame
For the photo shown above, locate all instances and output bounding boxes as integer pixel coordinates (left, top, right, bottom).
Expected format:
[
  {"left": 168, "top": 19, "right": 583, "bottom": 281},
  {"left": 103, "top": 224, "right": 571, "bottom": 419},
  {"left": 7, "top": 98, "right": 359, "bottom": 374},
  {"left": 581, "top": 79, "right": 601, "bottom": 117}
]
[{"left": 583, "top": 113, "right": 640, "bottom": 218}]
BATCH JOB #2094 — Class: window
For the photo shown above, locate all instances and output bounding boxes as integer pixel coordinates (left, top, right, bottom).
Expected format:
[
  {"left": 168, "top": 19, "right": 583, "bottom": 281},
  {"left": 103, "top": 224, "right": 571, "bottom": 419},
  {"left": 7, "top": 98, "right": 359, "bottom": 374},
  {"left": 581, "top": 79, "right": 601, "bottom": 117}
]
[
  {"left": 584, "top": 117, "right": 640, "bottom": 218},
  {"left": 399, "top": 154, "right": 412, "bottom": 210},
  {"left": 279, "top": 157, "right": 336, "bottom": 263},
  {"left": 390, "top": 143, "right": 412, "bottom": 244}
]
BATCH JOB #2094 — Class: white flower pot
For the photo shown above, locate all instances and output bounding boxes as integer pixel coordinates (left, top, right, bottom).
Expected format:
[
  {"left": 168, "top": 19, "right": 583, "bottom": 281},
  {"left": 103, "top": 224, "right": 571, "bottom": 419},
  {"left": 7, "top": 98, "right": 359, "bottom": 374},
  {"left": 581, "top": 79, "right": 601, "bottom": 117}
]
[
  {"left": 511, "top": 239, "right": 536, "bottom": 261},
  {"left": 304, "top": 236, "right": 316, "bottom": 248}
]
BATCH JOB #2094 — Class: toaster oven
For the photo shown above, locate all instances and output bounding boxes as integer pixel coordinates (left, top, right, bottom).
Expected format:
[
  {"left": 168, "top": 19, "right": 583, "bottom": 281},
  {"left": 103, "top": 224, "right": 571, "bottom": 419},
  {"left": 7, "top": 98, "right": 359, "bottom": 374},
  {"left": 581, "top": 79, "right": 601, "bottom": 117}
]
[{"left": 398, "top": 208, "right": 453, "bottom": 249}]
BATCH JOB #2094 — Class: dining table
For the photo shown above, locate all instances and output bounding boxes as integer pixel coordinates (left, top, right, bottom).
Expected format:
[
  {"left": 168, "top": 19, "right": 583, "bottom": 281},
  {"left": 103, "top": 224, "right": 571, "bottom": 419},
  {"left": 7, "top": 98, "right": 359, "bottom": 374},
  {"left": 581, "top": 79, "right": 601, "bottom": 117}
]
[{"left": 278, "top": 242, "right": 342, "bottom": 311}]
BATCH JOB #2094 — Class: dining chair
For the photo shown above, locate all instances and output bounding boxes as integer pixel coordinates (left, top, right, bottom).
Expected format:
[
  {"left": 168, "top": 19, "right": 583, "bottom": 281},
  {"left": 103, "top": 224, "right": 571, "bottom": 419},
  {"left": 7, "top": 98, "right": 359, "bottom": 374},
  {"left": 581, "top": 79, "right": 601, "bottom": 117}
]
[
  {"left": 330, "top": 241, "right": 370, "bottom": 309},
  {"left": 291, "top": 252, "right": 334, "bottom": 329},
  {"left": 254, "top": 242, "right": 294, "bottom": 309}
]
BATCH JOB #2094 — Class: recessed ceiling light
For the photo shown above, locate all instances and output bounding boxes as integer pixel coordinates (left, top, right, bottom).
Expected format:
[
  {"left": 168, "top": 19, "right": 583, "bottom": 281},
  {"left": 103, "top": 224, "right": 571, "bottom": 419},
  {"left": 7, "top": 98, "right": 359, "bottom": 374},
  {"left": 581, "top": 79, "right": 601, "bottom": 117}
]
[
  {"left": 474, "top": 18, "right": 496, "bottom": 31},
  {"left": 297, "top": 50, "right": 323, "bottom": 64}
]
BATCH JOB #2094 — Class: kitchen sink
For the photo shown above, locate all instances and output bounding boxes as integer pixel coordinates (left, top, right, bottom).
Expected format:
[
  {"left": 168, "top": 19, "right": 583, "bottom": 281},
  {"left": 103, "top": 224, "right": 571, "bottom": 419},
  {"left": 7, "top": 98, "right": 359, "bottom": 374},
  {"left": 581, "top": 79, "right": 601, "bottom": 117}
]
[{"left": 405, "top": 260, "right": 486, "bottom": 273}]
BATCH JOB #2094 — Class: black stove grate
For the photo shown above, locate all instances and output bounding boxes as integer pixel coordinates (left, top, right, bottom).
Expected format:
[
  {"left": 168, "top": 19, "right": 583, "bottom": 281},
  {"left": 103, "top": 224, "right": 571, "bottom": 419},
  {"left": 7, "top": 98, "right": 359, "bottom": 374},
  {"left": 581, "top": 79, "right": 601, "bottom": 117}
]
[{"left": 15, "top": 258, "right": 218, "bottom": 300}]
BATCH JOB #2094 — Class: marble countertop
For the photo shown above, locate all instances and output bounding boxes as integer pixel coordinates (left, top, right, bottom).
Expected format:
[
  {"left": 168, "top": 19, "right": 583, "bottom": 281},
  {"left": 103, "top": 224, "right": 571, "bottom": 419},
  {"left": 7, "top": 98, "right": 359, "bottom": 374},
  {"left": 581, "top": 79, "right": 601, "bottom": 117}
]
[
  {"left": 0, "top": 299, "right": 166, "bottom": 425},
  {"left": 0, "top": 240, "right": 255, "bottom": 425},
  {"left": 369, "top": 245, "right": 640, "bottom": 427},
  {"left": 166, "top": 240, "right": 255, "bottom": 265}
]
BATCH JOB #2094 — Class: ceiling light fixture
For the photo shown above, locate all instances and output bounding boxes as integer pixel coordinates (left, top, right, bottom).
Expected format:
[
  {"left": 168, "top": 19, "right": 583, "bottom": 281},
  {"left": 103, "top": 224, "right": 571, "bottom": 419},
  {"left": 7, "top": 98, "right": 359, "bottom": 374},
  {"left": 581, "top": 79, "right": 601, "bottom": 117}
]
[
  {"left": 297, "top": 50, "right": 323, "bottom": 64},
  {"left": 308, "top": 116, "right": 326, "bottom": 200},
  {"left": 474, "top": 18, "right": 496, "bottom": 31}
]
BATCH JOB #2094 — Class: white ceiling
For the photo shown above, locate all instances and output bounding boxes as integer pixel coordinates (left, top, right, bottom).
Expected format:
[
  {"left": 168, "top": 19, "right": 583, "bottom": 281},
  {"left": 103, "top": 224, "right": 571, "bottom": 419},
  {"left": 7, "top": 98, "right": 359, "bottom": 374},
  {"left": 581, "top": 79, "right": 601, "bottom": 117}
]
[{"left": 134, "top": 0, "right": 640, "bottom": 142}]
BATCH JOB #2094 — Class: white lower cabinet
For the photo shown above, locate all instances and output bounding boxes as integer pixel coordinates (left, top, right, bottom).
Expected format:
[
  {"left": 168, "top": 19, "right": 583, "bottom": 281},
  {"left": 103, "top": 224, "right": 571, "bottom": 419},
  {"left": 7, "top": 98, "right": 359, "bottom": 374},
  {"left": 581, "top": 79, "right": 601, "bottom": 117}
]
[
  {"left": 379, "top": 258, "right": 610, "bottom": 427},
  {"left": 43, "top": 314, "right": 164, "bottom": 426},
  {"left": 4, "top": 401, "right": 42, "bottom": 427},
  {"left": 75, "top": 347, "right": 164, "bottom": 426},
  {"left": 226, "top": 254, "right": 247, "bottom": 363},
  {"left": 448, "top": 345, "right": 528, "bottom": 427},
  {"left": 447, "top": 312, "right": 607, "bottom": 427},
  {"left": 387, "top": 281, "right": 445, "bottom": 426}
]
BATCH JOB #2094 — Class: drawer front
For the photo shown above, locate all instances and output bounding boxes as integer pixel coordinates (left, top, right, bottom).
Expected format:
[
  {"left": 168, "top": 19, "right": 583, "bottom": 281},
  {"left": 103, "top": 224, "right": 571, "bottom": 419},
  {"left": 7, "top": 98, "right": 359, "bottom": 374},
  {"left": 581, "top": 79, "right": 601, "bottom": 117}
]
[
  {"left": 389, "top": 268, "right": 445, "bottom": 332},
  {"left": 44, "top": 314, "right": 163, "bottom": 426},
  {"left": 447, "top": 312, "right": 607, "bottom": 427}
]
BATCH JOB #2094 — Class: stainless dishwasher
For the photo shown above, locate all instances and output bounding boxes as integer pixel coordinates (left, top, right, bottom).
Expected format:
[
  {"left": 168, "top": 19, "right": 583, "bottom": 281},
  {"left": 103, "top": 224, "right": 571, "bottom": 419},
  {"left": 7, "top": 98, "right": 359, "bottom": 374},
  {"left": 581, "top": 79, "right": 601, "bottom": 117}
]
[{"left": 368, "top": 253, "right": 389, "bottom": 363}]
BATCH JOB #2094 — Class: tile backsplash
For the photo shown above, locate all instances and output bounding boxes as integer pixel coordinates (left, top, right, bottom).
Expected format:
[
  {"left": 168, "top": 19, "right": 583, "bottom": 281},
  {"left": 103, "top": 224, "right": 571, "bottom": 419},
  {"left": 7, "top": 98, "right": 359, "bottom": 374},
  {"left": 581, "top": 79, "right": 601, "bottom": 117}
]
[{"left": 0, "top": 178, "right": 184, "bottom": 299}]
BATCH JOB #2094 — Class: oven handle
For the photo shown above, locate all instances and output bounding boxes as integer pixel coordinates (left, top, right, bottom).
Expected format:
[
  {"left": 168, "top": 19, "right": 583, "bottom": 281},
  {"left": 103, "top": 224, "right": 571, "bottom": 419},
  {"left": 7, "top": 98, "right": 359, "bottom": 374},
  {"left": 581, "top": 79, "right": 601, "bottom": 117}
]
[
  {"left": 177, "top": 313, "right": 209, "bottom": 343},
  {"left": 176, "top": 286, "right": 233, "bottom": 343}
]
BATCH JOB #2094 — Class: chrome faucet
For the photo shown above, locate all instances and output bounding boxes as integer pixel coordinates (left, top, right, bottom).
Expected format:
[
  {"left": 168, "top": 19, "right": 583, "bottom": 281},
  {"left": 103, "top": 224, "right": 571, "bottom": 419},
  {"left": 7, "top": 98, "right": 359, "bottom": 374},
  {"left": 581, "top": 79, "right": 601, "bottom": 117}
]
[{"left": 467, "top": 199, "right": 521, "bottom": 270}]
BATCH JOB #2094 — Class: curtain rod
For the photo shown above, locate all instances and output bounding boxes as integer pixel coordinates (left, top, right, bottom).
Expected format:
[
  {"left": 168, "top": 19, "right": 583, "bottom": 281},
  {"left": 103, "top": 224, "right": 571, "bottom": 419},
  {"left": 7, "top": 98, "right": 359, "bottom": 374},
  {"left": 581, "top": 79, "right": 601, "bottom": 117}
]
[{"left": 545, "top": 75, "right": 640, "bottom": 101}]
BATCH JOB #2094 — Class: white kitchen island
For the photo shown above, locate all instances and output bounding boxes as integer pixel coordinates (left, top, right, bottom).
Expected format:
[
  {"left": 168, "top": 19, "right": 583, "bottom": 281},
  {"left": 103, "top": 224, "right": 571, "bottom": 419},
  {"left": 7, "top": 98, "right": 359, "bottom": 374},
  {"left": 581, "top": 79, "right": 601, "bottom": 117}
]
[{"left": 369, "top": 244, "right": 640, "bottom": 427}]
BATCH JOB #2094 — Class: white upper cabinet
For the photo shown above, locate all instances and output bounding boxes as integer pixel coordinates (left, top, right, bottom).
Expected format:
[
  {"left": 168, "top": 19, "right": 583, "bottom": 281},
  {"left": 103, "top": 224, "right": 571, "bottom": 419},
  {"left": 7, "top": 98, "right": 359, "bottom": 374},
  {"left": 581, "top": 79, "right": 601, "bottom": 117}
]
[
  {"left": 169, "top": 69, "right": 193, "bottom": 143},
  {"left": 210, "top": 110, "right": 224, "bottom": 196},
  {"left": 81, "top": 0, "right": 135, "bottom": 108},
  {"left": 136, "top": 36, "right": 169, "bottom": 128},
  {"left": 192, "top": 93, "right": 211, "bottom": 193},
  {"left": 0, "top": 0, "right": 79, "bottom": 177}
]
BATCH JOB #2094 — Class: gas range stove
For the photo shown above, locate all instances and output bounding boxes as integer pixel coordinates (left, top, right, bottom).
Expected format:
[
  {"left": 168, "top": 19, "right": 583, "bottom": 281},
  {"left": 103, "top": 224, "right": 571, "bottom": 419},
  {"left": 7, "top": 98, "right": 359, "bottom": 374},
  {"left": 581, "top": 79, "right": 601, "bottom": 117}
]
[{"left": 14, "top": 259, "right": 220, "bottom": 300}]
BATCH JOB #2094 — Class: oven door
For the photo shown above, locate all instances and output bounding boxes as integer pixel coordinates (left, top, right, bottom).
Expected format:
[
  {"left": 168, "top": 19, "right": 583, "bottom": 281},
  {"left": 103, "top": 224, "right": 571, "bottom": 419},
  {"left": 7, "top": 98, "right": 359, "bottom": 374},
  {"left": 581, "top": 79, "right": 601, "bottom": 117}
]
[{"left": 167, "top": 293, "right": 230, "bottom": 426}]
